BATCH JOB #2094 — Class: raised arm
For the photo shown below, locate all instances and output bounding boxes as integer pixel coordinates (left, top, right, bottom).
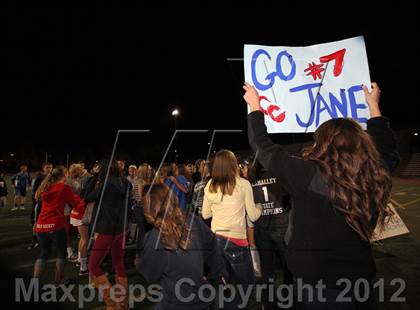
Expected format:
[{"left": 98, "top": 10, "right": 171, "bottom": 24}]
[
  {"left": 244, "top": 82, "right": 317, "bottom": 196},
  {"left": 363, "top": 83, "right": 399, "bottom": 172},
  {"left": 244, "top": 82, "right": 280, "bottom": 169}
]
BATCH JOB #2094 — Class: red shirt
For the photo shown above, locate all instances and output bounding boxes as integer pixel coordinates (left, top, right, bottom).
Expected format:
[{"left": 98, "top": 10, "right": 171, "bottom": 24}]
[
  {"left": 35, "top": 182, "right": 82, "bottom": 233},
  {"left": 70, "top": 200, "right": 86, "bottom": 220}
]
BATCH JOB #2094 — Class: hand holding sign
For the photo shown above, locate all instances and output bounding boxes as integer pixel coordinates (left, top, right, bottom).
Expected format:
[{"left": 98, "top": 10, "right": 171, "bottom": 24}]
[
  {"left": 363, "top": 82, "right": 382, "bottom": 118},
  {"left": 243, "top": 82, "right": 260, "bottom": 112}
]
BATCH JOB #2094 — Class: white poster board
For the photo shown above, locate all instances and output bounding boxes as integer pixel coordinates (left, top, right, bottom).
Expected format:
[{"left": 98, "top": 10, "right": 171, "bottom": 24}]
[
  {"left": 244, "top": 36, "right": 371, "bottom": 133},
  {"left": 371, "top": 203, "right": 410, "bottom": 241}
]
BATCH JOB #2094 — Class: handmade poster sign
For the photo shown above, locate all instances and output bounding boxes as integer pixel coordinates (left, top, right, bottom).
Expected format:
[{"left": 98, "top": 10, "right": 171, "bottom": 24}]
[
  {"left": 371, "top": 203, "right": 410, "bottom": 241},
  {"left": 244, "top": 36, "right": 371, "bottom": 133}
]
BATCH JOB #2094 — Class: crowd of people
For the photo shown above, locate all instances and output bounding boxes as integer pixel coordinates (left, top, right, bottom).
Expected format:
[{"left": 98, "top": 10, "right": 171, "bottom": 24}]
[{"left": 2, "top": 82, "right": 400, "bottom": 309}]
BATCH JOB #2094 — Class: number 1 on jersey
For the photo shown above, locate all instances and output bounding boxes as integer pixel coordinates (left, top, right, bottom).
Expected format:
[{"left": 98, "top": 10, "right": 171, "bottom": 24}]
[{"left": 262, "top": 186, "right": 269, "bottom": 202}]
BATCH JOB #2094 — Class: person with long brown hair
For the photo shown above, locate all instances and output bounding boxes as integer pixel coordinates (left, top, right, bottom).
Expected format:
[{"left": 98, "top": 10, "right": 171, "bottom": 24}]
[
  {"left": 244, "top": 82, "right": 399, "bottom": 309},
  {"left": 136, "top": 183, "right": 227, "bottom": 310},
  {"left": 32, "top": 165, "right": 83, "bottom": 285},
  {"left": 86, "top": 160, "right": 132, "bottom": 310},
  {"left": 202, "top": 149, "right": 262, "bottom": 308}
]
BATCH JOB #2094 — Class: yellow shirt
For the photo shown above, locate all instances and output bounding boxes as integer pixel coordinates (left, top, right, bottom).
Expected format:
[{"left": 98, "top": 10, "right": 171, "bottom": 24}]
[{"left": 202, "top": 177, "right": 262, "bottom": 239}]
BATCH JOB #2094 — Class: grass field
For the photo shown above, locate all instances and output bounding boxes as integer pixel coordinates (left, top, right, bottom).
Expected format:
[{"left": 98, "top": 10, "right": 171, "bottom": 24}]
[{"left": 1, "top": 177, "right": 419, "bottom": 309}]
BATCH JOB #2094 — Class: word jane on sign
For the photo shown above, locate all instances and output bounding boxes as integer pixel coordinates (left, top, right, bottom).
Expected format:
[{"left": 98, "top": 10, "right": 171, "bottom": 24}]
[{"left": 290, "top": 83, "right": 366, "bottom": 128}]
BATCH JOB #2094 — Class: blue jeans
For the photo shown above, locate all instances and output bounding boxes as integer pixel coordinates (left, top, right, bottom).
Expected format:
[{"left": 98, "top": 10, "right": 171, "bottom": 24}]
[
  {"left": 215, "top": 235, "right": 254, "bottom": 309},
  {"left": 215, "top": 235, "right": 255, "bottom": 285}
]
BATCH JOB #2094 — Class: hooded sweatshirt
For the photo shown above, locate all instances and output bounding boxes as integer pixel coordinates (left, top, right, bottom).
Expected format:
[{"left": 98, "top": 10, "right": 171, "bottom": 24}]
[
  {"left": 202, "top": 176, "right": 262, "bottom": 239},
  {"left": 35, "top": 182, "right": 82, "bottom": 233}
]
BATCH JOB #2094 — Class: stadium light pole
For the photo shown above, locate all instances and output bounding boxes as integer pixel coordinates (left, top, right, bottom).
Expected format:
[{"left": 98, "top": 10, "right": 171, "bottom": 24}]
[
  {"left": 172, "top": 108, "right": 179, "bottom": 126},
  {"left": 171, "top": 108, "right": 179, "bottom": 162}
]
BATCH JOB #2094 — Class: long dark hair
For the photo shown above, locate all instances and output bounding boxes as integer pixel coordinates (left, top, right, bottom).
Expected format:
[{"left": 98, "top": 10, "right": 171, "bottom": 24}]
[
  {"left": 303, "top": 118, "right": 393, "bottom": 241},
  {"left": 35, "top": 166, "right": 67, "bottom": 201},
  {"left": 142, "top": 184, "right": 190, "bottom": 250},
  {"left": 97, "top": 160, "right": 123, "bottom": 183}
]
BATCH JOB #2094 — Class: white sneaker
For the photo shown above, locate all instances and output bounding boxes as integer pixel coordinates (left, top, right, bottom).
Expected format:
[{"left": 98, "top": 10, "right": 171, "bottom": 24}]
[
  {"left": 11, "top": 206, "right": 18, "bottom": 211},
  {"left": 20, "top": 206, "right": 25, "bottom": 210}
]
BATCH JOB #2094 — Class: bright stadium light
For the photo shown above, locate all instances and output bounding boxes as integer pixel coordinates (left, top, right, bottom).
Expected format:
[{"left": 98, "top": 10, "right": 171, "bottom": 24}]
[{"left": 171, "top": 108, "right": 180, "bottom": 162}]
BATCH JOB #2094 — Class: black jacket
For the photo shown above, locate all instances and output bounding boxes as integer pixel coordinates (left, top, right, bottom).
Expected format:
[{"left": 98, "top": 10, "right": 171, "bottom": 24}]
[
  {"left": 248, "top": 111, "right": 399, "bottom": 286},
  {"left": 85, "top": 176, "right": 133, "bottom": 235},
  {"left": 137, "top": 215, "right": 227, "bottom": 310}
]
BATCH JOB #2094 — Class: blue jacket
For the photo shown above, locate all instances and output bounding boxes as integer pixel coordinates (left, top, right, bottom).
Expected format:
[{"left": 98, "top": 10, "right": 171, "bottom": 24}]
[
  {"left": 164, "top": 175, "right": 190, "bottom": 210},
  {"left": 12, "top": 172, "right": 31, "bottom": 190}
]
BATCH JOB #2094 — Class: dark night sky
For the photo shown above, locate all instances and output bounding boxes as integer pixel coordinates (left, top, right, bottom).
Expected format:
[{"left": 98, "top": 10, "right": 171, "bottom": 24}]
[{"left": 1, "top": 3, "right": 418, "bottom": 164}]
